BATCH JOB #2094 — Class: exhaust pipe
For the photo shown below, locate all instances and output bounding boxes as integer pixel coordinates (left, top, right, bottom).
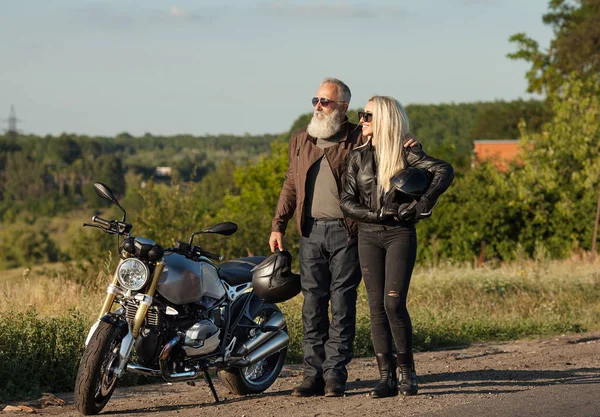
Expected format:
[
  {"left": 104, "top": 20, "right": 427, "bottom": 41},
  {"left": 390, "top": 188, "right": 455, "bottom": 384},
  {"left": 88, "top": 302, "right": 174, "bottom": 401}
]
[
  {"left": 236, "top": 312, "right": 286, "bottom": 355},
  {"left": 126, "top": 363, "right": 162, "bottom": 377},
  {"left": 125, "top": 336, "right": 201, "bottom": 380},
  {"left": 127, "top": 362, "right": 199, "bottom": 380},
  {"left": 230, "top": 330, "right": 289, "bottom": 367}
]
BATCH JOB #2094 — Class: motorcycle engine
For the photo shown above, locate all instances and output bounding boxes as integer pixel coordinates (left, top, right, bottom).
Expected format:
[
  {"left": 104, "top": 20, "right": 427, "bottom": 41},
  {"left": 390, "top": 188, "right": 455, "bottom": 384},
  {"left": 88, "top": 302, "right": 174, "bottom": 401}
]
[{"left": 182, "top": 320, "right": 221, "bottom": 356}]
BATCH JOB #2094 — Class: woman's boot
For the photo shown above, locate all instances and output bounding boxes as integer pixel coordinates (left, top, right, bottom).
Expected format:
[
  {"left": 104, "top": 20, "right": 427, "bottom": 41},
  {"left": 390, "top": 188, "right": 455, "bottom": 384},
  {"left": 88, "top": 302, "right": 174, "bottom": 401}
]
[
  {"left": 396, "top": 352, "right": 418, "bottom": 396},
  {"left": 370, "top": 353, "right": 398, "bottom": 398}
]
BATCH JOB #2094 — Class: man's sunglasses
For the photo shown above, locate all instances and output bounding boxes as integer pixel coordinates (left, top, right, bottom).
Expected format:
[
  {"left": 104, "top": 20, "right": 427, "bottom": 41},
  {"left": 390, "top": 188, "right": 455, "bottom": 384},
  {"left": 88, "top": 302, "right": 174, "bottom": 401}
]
[
  {"left": 358, "top": 111, "right": 373, "bottom": 122},
  {"left": 312, "top": 97, "right": 346, "bottom": 108}
]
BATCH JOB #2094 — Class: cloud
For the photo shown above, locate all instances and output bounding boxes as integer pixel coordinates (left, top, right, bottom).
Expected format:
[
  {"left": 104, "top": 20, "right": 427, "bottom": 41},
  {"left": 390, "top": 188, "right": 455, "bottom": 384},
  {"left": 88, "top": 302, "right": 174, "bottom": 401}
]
[
  {"left": 168, "top": 5, "right": 206, "bottom": 21},
  {"left": 170, "top": 6, "right": 191, "bottom": 18},
  {"left": 256, "top": 1, "right": 408, "bottom": 19}
]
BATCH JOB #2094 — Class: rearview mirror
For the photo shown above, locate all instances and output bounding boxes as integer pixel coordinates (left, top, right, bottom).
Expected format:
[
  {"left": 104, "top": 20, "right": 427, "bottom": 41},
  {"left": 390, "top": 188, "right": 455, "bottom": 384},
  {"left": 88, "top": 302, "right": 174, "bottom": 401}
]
[
  {"left": 202, "top": 222, "right": 238, "bottom": 236},
  {"left": 94, "top": 183, "right": 118, "bottom": 205},
  {"left": 93, "top": 182, "right": 127, "bottom": 222},
  {"left": 188, "top": 222, "right": 238, "bottom": 246}
]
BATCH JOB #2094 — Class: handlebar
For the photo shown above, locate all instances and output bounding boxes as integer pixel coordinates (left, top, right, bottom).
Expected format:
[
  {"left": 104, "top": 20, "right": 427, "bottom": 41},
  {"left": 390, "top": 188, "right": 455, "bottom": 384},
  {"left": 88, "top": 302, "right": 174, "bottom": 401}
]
[
  {"left": 84, "top": 216, "right": 133, "bottom": 235},
  {"left": 172, "top": 241, "right": 222, "bottom": 261},
  {"left": 202, "top": 250, "right": 222, "bottom": 261},
  {"left": 92, "top": 215, "right": 111, "bottom": 228}
]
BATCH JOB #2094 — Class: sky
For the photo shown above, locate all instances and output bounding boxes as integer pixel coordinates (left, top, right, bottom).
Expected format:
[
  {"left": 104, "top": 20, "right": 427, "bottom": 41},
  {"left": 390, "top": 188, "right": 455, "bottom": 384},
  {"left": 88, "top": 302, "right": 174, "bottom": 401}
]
[{"left": 0, "top": 0, "right": 554, "bottom": 137}]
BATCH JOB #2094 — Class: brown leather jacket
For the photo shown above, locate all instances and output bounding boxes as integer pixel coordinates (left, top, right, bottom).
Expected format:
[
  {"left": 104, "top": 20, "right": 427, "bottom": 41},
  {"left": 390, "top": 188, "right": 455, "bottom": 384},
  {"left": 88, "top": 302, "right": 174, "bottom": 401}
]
[{"left": 272, "top": 118, "right": 365, "bottom": 237}]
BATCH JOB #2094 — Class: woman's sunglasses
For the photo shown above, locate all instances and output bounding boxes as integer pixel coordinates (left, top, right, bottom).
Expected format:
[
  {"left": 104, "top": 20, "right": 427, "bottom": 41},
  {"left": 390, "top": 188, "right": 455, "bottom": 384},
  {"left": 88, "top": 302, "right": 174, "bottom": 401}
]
[
  {"left": 358, "top": 111, "right": 373, "bottom": 122},
  {"left": 312, "top": 97, "right": 346, "bottom": 108}
]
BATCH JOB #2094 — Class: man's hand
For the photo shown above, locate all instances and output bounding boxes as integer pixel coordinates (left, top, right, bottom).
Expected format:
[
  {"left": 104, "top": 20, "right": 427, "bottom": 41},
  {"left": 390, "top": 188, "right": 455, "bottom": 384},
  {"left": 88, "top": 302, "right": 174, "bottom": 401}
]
[
  {"left": 269, "top": 231, "right": 284, "bottom": 252},
  {"left": 404, "top": 134, "right": 420, "bottom": 148}
]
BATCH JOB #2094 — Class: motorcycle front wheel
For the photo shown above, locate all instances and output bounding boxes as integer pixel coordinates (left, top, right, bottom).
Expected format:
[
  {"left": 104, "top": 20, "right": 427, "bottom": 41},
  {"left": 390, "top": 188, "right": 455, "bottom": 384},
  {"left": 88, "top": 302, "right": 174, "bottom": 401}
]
[
  {"left": 218, "top": 304, "right": 287, "bottom": 395},
  {"left": 74, "top": 321, "right": 125, "bottom": 415}
]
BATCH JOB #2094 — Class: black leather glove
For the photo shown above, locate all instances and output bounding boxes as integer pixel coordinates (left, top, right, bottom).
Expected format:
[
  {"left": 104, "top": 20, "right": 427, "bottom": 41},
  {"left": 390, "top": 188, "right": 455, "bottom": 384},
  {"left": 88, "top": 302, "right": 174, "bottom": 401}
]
[
  {"left": 397, "top": 201, "right": 416, "bottom": 221},
  {"left": 377, "top": 203, "right": 400, "bottom": 221},
  {"left": 398, "top": 197, "right": 431, "bottom": 221}
]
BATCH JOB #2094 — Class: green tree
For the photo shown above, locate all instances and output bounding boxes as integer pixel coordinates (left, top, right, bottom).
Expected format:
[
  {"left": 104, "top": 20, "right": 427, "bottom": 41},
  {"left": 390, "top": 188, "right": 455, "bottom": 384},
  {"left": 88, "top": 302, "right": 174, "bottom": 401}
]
[
  {"left": 508, "top": 0, "right": 600, "bottom": 96},
  {"left": 47, "top": 135, "right": 82, "bottom": 165},
  {"left": 470, "top": 100, "right": 550, "bottom": 140},
  {"left": 515, "top": 74, "right": 600, "bottom": 256},
  {"left": 215, "top": 141, "right": 300, "bottom": 260},
  {"left": 417, "top": 74, "right": 600, "bottom": 262},
  {"left": 0, "top": 222, "right": 60, "bottom": 269}
]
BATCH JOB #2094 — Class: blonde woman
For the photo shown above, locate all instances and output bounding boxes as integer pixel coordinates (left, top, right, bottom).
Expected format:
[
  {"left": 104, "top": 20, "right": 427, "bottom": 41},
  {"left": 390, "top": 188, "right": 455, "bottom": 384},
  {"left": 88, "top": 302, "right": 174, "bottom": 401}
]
[{"left": 340, "top": 96, "right": 454, "bottom": 397}]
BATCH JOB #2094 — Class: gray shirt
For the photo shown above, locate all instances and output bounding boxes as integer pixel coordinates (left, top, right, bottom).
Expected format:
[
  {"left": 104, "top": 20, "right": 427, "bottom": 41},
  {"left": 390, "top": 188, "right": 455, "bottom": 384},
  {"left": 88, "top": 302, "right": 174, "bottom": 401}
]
[{"left": 305, "top": 136, "right": 344, "bottom": 219}]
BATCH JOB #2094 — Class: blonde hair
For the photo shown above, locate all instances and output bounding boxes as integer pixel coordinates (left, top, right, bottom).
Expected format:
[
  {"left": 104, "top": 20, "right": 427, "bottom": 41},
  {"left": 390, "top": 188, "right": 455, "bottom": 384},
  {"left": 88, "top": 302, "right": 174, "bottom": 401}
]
[{"left": 370, "top": 95, "right": 411, "bottom": 193}]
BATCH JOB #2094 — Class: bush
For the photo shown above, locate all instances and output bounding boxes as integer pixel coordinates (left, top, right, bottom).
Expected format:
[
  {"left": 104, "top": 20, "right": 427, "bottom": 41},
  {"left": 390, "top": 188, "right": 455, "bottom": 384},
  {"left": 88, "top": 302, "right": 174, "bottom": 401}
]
[
  {"left": 0, "top": 309, "right": 88, "bottom": 401},
  {"left": 0, "top": 222, "right": 60, "bottom": 270}
]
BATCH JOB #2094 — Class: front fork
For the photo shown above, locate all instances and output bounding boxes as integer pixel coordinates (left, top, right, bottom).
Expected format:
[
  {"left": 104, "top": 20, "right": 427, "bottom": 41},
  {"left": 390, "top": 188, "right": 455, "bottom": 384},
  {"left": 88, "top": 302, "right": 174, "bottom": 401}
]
[{"left": 87, "top": 259, "right": 166, "bottom": 377}]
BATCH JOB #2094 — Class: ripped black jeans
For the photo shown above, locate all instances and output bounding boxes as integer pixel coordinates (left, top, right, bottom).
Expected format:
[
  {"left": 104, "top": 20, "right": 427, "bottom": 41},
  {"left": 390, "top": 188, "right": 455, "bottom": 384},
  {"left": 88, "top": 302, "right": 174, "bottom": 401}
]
[{"left": 358, "top": 223, "right": 417, "bottom": 356}]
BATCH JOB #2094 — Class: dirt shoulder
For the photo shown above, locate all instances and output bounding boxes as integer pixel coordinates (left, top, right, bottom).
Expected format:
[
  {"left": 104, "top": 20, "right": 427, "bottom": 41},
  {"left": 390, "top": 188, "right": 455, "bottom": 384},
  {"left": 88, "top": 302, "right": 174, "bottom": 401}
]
[{"left": 3, "top": 331, "right": 600, "bottom": 416}]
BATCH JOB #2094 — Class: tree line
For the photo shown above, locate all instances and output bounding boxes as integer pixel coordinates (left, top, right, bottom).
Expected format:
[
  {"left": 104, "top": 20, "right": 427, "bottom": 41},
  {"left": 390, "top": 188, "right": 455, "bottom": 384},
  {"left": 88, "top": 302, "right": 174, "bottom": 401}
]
[
  {"left": 0, "top": 133, "right": 278, "bottom": 221},
  {"left": 0, "top": 98, "right": 554, "bottom": 269}
]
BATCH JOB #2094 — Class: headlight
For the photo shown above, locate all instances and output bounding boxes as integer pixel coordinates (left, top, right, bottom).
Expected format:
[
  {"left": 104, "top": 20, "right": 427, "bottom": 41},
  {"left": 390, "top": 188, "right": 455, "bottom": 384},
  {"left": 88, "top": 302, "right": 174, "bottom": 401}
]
[{"left": 117, "top": 259, "right": 150, "bottom": 291}]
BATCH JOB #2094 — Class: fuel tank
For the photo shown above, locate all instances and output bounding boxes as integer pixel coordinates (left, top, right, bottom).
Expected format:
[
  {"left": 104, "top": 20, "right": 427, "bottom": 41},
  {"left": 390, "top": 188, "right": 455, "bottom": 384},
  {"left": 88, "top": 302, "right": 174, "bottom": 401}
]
[{"left": 158, "top": 253, "right": 226, "bottom": 305}]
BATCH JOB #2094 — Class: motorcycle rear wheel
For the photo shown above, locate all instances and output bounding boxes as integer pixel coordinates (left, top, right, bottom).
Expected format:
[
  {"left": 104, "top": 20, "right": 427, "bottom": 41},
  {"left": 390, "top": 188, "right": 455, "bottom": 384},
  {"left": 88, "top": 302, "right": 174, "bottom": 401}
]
[
  {"left": 218, "top": 304, "right": 287, "bottom": 395},
  {"left": 74, "top": 321, "right": 125, "bottom": 415}
]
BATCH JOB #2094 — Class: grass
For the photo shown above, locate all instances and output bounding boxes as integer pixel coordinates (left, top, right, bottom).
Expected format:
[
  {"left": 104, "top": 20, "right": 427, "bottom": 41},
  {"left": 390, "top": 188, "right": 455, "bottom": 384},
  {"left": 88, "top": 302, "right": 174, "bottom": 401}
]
[
  {"left": 280, "top": 255, "right": 600, "bottom": 360},
  {"left": 1, "top": 255, "right": 599, "bottom": 401},
  {"left": 0, "top": 264, "right": 103, "bottom": 317}
]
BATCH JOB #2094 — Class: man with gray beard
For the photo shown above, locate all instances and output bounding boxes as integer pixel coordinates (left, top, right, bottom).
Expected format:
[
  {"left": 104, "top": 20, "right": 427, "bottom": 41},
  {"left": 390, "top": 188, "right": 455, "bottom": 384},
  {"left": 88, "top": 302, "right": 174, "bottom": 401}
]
[{"left": 269, "top": 78, "right": 417, "bottom": 397}]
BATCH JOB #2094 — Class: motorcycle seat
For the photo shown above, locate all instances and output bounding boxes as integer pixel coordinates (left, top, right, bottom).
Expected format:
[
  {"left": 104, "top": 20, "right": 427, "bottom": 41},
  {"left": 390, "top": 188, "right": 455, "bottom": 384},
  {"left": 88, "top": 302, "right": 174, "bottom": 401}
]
[{"left": 219, "top": 256, "right": 267, "bottom": 286}]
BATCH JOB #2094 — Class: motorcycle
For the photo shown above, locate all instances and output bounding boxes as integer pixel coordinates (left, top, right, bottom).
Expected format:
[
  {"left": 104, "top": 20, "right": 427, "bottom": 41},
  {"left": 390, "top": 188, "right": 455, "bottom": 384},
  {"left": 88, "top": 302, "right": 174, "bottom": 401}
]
[{"left": 74, "top": 183, "right": 292, "bottom": 415}]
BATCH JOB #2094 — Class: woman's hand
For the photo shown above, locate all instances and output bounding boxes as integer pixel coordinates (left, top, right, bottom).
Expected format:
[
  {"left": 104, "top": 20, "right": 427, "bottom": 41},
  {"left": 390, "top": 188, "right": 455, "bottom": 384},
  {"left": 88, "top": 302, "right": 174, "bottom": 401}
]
[
  {"left": 404, "top": 134, "right": 421, "bottom": 148},
  {"left": 398, "top": 197, "right": 430, "bottom": 221},
  {"left": 378, "top": 203, "right": 400, "bottom": 221}
]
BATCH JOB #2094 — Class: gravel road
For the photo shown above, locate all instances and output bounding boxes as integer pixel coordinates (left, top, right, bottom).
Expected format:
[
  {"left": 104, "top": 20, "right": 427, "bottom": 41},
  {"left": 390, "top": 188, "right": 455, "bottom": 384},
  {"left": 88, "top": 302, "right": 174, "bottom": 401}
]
[{"left": 3, "top": 331, "right": 599, "bottom": 417}]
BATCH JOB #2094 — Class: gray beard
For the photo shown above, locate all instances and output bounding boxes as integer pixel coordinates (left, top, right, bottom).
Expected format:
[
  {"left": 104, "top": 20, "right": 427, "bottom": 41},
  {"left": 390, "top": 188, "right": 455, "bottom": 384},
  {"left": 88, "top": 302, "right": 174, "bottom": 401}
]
[{"left": 307, "top": 109, "right": 343, "bottom": 139}]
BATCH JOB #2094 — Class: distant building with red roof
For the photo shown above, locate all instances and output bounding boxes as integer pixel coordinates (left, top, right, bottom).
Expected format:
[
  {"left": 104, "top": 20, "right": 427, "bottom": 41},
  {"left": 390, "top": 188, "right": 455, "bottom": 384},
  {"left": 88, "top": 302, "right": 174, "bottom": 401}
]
[{"left": 473, "top": 139, "right": 521, "bottom": 171}]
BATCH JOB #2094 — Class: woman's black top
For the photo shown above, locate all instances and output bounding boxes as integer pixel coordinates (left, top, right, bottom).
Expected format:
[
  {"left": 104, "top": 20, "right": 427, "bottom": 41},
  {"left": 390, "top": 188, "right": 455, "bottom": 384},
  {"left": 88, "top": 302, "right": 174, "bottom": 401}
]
[{"left": 340, "top": 141, "right": 454, "bottom": 224}]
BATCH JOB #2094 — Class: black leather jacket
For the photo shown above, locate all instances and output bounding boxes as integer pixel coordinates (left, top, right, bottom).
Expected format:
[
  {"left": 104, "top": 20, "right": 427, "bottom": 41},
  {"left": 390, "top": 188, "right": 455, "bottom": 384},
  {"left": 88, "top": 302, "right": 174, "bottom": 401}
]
[{"left": 340, "top": 141, "right": 454, "bottom": 224}]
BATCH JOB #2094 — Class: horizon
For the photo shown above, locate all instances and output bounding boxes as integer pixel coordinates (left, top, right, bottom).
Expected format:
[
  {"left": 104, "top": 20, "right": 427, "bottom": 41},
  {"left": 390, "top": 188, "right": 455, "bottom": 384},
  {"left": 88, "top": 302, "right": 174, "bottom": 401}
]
[{"left": 3, "top": 97, "right": 544, "bottom": 138}]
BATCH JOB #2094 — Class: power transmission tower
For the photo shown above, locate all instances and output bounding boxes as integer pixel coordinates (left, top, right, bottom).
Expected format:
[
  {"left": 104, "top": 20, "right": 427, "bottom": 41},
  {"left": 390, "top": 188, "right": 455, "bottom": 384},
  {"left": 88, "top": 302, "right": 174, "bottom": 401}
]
[{"left": 3, "top": 105, "right": 22, "bottom": 138}]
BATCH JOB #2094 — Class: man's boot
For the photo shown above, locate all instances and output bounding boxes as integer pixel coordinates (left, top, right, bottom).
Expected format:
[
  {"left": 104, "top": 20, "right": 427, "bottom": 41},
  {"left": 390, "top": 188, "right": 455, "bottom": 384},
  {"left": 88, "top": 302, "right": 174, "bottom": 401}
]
[
  {"left": 370, "top": 353, "right": 398, "bottom": 398},
  {"left": 324, "top": 378, "right": 345, "bottom": 397},
  {"left": 291, "top": 377, "right": 325, "bottom": 397},
  {"left": 396, "top": 352, "right": 418, "bottom": 396}
]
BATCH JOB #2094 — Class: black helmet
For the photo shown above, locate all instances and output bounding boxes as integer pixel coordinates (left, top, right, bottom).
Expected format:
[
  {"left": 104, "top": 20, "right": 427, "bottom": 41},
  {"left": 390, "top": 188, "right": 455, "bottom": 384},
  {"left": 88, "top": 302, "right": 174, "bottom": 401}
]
[
  {"left": 251, "top": 249, "right": 301, "bottom": 304},
  {"left": 390, "top": 167, "right": 430, "bottom": 199}
]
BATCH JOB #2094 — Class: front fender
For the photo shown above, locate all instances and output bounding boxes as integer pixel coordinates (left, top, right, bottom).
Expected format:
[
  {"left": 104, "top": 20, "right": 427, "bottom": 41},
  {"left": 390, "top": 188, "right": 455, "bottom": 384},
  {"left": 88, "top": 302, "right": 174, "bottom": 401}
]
[{"left": 85, "top": 312, "right": 128, "bottom": 346}]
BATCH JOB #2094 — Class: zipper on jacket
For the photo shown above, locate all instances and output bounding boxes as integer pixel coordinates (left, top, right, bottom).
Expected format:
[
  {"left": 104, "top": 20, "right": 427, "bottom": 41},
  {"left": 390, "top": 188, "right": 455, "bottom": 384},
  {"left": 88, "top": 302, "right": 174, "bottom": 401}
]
[{"left": 372, "top": 152, "right": 383, "bottom": 208}]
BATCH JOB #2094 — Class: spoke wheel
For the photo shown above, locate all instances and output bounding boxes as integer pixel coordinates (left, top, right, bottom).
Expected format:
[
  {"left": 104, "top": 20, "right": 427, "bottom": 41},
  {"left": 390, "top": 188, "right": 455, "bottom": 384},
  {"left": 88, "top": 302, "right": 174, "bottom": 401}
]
[
  {"left": 74, "top": 322, "right": 125, "bottom": 415},
  {"left": 219, "top": 304, "right": 287, "bottom": 394}
]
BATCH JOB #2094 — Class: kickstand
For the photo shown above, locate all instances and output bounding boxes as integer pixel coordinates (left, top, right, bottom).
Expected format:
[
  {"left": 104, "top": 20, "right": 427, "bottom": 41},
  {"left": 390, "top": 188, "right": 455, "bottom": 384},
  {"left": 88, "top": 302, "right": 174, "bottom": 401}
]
[{"left": 202, "top": 367, "right": 220, "bottom": 403}]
